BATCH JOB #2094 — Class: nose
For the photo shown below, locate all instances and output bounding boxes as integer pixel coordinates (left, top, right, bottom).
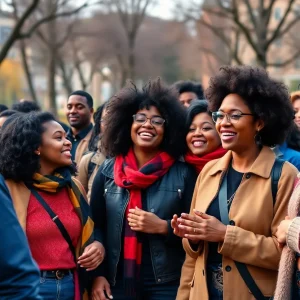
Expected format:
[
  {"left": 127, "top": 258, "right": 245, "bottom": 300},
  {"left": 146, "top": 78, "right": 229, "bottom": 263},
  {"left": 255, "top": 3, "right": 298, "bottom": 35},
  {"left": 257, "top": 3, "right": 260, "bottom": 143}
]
[
  {"left": 142, "top": 118, "right": 153, "bottom": 128},
  {"left": 64, "top": 138, "right": 72, "bottom": 146},
  {"left": 194, "top": 128, "right": 203, "bottom": 136},
  {"left": 69, "top": 106, "right": 77, "bottom": 114},
  {"left": 184, "top": 102, "right": 189, "bottom": 108},
  {"left": 219, "top": 114, "right": 231, "bottom": 125}
]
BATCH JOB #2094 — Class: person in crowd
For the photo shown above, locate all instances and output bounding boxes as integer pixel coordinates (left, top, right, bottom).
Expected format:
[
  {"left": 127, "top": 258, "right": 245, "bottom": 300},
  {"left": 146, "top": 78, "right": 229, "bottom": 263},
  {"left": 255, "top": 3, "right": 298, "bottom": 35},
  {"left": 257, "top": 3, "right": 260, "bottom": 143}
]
[
  {"left": 0, "top": 112, "right": 104, "bottom": 300},
  {"left": 77, "top": 103, "right": 108, "bottom": 202},
  {"left": 184, "top": 100, "right": 227, "bottom": 174},
  {"left": 273, "top": 124, "right": 300, "bottom": 170},
  {"left": 291, "top": 91, "right": 300, "bottom": 130},
  {"left": 66, "top": 91, "right": 94, "bottom": 164},
  {"left": 0, "top": 103, "right": 8, "bottom": 112},
  {"left": 0, "top": 109, "right": 19, "bottom": 128},
  {"left": 12, "top": 99, "right": 70, "bottom": 132},
  {"left": 172, "top": 80, "right": 204, "bottom": 108},
  {"left": 275, "top": 175, "right": 300, "bottom": 299},
  {"left": 172, "top": 66, "right": 298, "bottom": 300},
  {"left": 0, "top": 174, "right": 41, "bottom": 300},
  {"left": 90, "top": 79, "right": 197, "bottom": 300}
]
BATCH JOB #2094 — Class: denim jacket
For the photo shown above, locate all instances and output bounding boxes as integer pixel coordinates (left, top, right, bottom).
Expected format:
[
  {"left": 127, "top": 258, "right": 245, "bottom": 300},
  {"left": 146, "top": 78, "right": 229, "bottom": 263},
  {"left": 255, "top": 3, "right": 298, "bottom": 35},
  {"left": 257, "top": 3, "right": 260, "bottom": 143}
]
[{"left": 90, "top": 158, "right": 197, "bottom": 285}]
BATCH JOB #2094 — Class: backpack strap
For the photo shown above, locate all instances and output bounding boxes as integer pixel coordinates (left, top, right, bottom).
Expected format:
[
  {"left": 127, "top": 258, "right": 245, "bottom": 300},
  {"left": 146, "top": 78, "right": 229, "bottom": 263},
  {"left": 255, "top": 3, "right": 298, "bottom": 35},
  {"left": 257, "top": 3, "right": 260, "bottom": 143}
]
[
  {"left": 271, "top": 158, "right": 284, "bottom": 206},
  {"left": 87, "top": 152, "right": 97, "bottom": 180}
]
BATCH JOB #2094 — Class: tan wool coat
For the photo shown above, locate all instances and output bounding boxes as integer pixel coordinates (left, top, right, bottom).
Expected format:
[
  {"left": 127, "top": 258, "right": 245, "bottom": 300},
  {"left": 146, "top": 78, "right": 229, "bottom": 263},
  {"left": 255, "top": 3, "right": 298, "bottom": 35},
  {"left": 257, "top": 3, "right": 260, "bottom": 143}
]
[
  {"left": 176, "top": 147, "right": 298, "bottom": 300},
  {"left": 74, "top": 129, "right": 93, "bottom": 165}
]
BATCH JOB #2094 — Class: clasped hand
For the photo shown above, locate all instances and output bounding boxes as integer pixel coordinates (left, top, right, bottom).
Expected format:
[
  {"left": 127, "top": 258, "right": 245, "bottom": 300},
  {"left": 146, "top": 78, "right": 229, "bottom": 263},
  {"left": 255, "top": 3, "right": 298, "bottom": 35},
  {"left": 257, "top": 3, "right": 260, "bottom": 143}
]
[
  {"left": 78, "top": 241, "right": 105, "bottom": 271},
  {"left": 171, "top": 209, "right": 227, "bottom": 243}
]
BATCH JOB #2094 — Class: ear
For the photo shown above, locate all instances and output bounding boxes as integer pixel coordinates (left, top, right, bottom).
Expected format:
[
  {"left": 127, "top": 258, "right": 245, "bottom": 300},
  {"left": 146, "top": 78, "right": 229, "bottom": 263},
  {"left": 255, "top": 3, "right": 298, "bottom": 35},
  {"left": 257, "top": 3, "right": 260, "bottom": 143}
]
[
  {"left": 256, "top": 118, "right": 265, "bottom": 132},
  {"left": 90, "top": 107, "right": 94, "bottom": 114},
  {"left": 34, "top": 148, "right": 41, "bottom": 156}
]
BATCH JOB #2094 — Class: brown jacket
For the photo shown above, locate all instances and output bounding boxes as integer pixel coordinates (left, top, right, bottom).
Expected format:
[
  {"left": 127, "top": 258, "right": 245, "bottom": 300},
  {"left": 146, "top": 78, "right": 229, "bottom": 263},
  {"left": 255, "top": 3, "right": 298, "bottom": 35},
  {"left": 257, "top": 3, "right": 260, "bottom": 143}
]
[
  {"left": 74, "top": 129, "right": 93, "bottom": 165},
  {"left": 177, "top": 147, "right": 298, "bottom": 300}
]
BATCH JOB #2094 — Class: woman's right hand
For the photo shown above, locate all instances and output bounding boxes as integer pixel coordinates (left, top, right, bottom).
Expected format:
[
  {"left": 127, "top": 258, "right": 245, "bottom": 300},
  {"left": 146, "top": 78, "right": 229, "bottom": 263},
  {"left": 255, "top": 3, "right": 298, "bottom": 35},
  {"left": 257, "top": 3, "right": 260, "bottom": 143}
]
[
  {"left": 171, "top": 214, "right": 187, "bottom": 238},
  {"left": 91, "top": 276, "right": 113, "bottom": 300}
]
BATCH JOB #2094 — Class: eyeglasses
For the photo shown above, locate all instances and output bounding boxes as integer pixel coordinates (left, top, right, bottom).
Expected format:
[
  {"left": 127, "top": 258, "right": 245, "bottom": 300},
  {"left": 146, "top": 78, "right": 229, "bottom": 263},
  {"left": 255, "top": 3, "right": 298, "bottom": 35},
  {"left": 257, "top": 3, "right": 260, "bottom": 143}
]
[
  {"left": 133, "top": 113, "right": 165, "bottom": 127},
  {"left": 212, "top": 111, "right": 255, "bottom": 123}
]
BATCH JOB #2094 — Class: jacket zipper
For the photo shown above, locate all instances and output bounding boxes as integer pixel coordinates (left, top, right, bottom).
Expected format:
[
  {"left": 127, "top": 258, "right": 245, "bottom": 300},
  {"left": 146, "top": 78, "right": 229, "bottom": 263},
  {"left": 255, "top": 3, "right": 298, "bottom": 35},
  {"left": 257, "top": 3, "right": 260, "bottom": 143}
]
[{"left": 112, "top": 189, "right": 130, "bottom": 285}]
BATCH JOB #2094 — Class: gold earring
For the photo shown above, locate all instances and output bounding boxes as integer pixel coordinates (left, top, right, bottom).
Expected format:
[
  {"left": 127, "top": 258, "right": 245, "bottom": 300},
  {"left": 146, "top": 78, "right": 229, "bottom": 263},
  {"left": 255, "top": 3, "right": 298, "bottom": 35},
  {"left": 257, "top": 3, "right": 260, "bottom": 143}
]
[{"left": 37, "top": 151, "right": 40, "bottom": 156}]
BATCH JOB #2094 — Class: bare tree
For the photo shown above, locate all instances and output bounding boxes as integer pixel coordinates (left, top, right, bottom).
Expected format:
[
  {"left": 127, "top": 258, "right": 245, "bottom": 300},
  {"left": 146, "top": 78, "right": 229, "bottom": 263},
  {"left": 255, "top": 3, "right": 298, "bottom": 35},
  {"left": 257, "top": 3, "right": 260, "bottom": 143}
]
[
  {"left": 177, "top": 0, "right": 300, "bottom": 68},
  {"left": 102, "top": 0, "right": 155, "bottom": 84}
]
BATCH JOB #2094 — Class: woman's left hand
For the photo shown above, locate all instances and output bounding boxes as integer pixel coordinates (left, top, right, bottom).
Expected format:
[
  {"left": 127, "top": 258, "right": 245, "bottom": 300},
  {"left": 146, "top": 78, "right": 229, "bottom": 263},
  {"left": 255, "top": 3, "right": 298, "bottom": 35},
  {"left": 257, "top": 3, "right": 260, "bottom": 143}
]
[
  {"left": 275, "top": 216, "right": 292, "bottom": 246},
  {"left": 128, "top": 207, "right": 168, "bottom": 235},
  {"left": 78, "top": 241, "right": 105, "bottom": 271},
  {"left": 178, "top": 210, "right": 227, "bottom": 243}
]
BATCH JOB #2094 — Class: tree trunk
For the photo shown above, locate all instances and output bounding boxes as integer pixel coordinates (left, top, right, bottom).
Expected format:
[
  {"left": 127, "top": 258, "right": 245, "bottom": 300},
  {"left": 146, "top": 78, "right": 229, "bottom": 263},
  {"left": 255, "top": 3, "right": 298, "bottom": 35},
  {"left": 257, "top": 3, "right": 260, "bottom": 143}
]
[
  {"left": 19, "top": 39, "right": 38, "bottom": 102},
  {"left": 256, "top": 52, "right": 267, "bottom": 68},
  {"left": 128, "top": 36, "right": 135, "bottom": 81},
  {"left": 57, "top": 57, "right": 73, "bottom": 95}
]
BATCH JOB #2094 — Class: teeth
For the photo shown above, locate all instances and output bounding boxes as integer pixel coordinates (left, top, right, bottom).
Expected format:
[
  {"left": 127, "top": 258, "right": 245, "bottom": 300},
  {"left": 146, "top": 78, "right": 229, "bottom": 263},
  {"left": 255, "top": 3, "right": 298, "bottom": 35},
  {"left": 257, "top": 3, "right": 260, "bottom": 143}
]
[
  {"left": 140, "top": 132, "right": 153, "bottom": 137},
  {"left": 193, "top": 141, "right": 205, "bottom": 147},
  {"left": 222, "top": 133, "right": 235, "bottom": 136}
]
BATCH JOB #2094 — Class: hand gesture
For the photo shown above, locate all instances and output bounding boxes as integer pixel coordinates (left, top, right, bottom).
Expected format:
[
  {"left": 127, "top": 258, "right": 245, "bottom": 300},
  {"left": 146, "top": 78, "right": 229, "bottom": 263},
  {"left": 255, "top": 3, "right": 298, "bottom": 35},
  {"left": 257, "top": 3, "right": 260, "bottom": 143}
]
[
  {"left": 275, "top": 216, "right": 292, "bottom": 246},
  {"left": 91, "top": 276, "right": 113, "bottom": 300},
  {"left": 127, "top": 207, "right": 168, "bottom": 235},
  {"left": 78, "top": 241, "right": 105, "bottom": 271}
]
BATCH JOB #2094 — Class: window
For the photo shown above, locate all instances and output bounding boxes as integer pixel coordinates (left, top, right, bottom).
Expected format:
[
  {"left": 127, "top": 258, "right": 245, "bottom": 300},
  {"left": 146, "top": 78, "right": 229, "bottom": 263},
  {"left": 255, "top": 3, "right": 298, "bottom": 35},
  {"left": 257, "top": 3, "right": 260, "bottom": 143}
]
[{"left": 274, "top": 7, "right": 281, "bottom": 20}]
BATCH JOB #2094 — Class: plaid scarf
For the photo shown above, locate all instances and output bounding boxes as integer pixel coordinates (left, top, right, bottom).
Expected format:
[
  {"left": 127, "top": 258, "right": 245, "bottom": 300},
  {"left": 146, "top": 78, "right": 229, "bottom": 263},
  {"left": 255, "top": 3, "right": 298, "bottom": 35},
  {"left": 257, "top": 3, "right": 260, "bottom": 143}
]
[
  {"left": 184, "top": 146, "right": 227, "bottom": 174},
  {"left": 32, "top": 168, "right": 94, "bottom": 300},
  {"left": 114, "top": 148, "right": 175, "bottom": 295}
]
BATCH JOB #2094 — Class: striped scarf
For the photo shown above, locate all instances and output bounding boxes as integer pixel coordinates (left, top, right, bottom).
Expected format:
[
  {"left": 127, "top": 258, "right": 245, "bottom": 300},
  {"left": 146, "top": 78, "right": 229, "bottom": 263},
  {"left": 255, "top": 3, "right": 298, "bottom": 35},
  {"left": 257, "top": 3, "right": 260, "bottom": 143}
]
[
  {"left": 114, "top": 148, "right": 175, "bottom": 295},
  {"left": 32, "top": 168, "right": 94, "bottom": 300}
]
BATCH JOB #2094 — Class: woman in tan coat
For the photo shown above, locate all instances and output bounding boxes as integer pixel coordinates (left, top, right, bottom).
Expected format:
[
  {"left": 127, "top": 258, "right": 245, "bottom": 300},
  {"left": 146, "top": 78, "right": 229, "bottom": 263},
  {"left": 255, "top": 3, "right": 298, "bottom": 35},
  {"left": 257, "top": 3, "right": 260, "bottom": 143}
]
[{"left": 172, "top": 66, "right": 298, "bottom": 300}]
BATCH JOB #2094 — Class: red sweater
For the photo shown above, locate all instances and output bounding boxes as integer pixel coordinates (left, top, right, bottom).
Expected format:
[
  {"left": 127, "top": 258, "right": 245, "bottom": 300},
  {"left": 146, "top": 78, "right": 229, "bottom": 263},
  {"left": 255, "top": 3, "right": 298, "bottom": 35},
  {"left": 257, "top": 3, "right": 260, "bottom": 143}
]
[{"left": 26, "top": 187, "right": 81, "bottom": 270}]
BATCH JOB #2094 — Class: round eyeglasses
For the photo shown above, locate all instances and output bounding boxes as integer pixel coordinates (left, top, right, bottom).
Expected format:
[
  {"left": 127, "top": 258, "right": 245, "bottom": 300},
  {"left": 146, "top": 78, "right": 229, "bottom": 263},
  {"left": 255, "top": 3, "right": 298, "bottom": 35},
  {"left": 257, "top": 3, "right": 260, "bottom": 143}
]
[
  {"left": 133, "top": 114, "right": 165, "bottom": 127},
  {"left": 212, "top": 111, "right": 255, "bottom": 123}
]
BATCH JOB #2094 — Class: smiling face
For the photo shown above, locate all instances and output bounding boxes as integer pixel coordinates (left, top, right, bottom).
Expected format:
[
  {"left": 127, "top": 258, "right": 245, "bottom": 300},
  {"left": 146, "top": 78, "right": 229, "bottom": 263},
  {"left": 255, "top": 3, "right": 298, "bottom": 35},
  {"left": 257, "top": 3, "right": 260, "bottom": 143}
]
[
  {"left": 186, "top": 112, "right": 221, "bottom": 156},
  {"left": 66, "top": 95, "right": 93, "bottom": 130},
  {"left": 179, "top": 92, "right": 198, "bottom": 108},
  {"left": 293, "top": 99, "right": 300, "bottom": 129},
  {"left": 216, "top": 94, "right": 263, "bottom": 153},
  {"left": 130, "top": 106, "right": 164, "bottom": 154},
  {"left": 37, "top": 121, "right": 73, "bottom": 174}
]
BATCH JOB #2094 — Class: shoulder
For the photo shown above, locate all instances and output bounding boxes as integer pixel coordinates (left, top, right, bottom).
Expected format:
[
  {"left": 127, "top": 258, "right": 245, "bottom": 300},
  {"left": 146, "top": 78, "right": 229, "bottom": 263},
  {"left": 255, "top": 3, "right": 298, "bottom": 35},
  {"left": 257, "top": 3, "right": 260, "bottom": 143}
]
[
  {"left": 281, "top": 160, "right": 299, "bottom": 178},
  {"left": 171, "top": 160, "right": 196, "bottom": 177}
]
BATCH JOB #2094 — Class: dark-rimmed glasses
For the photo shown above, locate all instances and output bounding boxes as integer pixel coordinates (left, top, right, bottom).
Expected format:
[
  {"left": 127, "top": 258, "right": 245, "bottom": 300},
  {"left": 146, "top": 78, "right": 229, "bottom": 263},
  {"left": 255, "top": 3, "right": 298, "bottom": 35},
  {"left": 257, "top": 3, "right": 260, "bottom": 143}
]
[
  {"left": 212, "top": 111, "right": 255, "bottom": 123},
  {"left": 133, "top": 113, "right": 165, "bottom": 127}
]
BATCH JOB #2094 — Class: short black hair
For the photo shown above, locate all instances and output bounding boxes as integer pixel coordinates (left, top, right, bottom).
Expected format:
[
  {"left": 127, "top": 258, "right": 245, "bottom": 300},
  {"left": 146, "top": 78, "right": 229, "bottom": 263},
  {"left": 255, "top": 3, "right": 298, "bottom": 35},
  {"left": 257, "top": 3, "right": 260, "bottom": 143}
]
[
  {"left": 12, "top": 100, "right": 41, "bottom": 113},
  {"left": 0, "top": 104, "right": 8, "bottom": 113},
  {"left": 102, "top": 78, "right": 187, "bottom": 159},
  {"left": 88, "top": 102, "right": 108, "bottom": 151},
  {"left": 0, "top": 112, "right": 74, "bottom": 182},
  {"left": 205, "top": 65, "right": 294, "bottom": 146},
  {"left": 186, "top": 100, "right": 210, "bottom": 127},
  {"left": 0, "top": 109, "right": 19, "bottom": 118},
  {"left": 173, "top": 80, "right": 204, "bottom": 99},
  {"left": 69, "top": 90, "right": 93, "bottom": 108},
  {"left": 286, "top": 124, "right": 300, "bottom": 151}
]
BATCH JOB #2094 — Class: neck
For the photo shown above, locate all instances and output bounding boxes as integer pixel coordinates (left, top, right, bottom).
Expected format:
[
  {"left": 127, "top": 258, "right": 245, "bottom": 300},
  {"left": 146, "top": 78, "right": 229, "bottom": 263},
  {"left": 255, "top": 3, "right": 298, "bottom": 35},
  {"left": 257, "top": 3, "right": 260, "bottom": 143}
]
[
  {"left": 71, "top": 123, "right": 90, "bottom": 136},
  {"left": 231, "top": 145, "right": 261, "bottom": 173},
  {"left": 133, "top": 146, "right": 159, "bottom": 169},
  {"left": 38, "top": 165, "right": 56, "bottom": 176}
]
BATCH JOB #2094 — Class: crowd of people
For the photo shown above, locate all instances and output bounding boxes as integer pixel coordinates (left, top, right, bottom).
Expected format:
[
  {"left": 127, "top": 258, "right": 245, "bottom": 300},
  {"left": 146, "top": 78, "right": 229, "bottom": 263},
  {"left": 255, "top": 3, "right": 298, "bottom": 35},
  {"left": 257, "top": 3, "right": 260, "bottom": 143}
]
[{"left": 1, "top": 65, "right": 300, "bottom": 300}]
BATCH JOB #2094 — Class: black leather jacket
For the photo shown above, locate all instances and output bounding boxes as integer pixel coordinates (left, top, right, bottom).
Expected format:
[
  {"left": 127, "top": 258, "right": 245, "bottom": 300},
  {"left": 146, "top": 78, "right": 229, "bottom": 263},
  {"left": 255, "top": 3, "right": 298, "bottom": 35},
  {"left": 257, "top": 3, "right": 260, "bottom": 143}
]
[{"left": 90, "top": 158, "right": 196, "bottom": 286}]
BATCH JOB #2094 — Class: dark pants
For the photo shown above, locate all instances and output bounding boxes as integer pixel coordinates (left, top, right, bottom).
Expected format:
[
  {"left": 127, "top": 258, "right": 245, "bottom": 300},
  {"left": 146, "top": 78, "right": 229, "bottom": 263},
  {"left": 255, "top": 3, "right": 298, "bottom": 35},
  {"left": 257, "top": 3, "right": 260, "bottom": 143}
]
[
  {"left": 207, "top": 263, "right": 223, "bottom": 300},
  {"left": 110, "top": 279, "right": 179, "bottom": 300},
  {"left": 39, "top": 273, "right": 74, "bottom": 300}
]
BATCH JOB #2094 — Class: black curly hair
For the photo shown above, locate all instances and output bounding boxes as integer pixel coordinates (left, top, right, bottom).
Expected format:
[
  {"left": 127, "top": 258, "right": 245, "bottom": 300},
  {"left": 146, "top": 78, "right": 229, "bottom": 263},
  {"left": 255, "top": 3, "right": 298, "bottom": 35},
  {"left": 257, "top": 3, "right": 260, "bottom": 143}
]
[
  {"left": 205, "top": 66, "right": 295, "bottom": 146},
  {"left": 0, "top": 112, "right": 75, "bottom": 182},
  {"left": 102, "top": 78, "right": 187, "bottom": 159},
  {"left": 88, "top": 102, "right": 108, "bottom": 152},
  {"left": 12, "top": 100, "right": 41, "bottom": 113},
  {"left": 173, "top": 80, "right": 204, "bottom": 99}
]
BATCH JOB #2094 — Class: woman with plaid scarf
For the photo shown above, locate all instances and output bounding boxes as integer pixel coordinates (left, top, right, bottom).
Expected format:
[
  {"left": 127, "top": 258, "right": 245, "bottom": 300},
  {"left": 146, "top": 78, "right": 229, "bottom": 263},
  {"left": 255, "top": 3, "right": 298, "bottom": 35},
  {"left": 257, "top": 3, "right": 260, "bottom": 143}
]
[
  {"left": 0, "top": 112, "right": 104, "bottom": 300},
  {"left": 90, "top": 79, "right": 197, "bottom": 300}
]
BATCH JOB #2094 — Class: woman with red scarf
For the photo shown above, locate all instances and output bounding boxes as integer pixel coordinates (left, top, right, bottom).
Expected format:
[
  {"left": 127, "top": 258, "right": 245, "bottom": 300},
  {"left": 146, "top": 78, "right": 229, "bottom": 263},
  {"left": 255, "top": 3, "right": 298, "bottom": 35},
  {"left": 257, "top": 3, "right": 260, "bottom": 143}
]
[
  {"left": 90, "top": 79, "right": 197, "bottom": 300},
  {"left": 184, "top": 100, "right": 227, "bottom": 174}
]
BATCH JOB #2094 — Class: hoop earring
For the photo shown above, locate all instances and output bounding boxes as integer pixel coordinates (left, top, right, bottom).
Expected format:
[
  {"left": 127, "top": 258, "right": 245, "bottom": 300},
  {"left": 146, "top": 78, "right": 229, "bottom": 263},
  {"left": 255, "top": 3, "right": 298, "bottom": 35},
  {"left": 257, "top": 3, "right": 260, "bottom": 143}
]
[{"left": 254, "top": 131, "right": 262, "bottom": 145}]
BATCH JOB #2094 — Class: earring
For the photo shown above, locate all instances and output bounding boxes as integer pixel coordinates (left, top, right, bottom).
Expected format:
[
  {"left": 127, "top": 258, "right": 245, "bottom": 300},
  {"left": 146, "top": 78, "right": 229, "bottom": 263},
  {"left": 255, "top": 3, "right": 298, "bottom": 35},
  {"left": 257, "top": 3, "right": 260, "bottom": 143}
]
[
  {"left": 37, "top": 151, "right": 40, "bottom": 156},
  {"left": 254, "top": 131, "right": 262, "bottom": 145}
]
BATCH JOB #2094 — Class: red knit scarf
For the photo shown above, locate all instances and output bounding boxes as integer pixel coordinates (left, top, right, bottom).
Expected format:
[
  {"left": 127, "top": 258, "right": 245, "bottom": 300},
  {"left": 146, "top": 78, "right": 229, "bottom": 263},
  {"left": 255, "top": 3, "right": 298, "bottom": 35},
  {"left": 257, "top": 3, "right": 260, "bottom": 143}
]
[
  {"left": 114, "top": 147, "right": 175, "bottom": 294},
  {"left": 184, "top": 146, "right": 227, "bottom": 174}
]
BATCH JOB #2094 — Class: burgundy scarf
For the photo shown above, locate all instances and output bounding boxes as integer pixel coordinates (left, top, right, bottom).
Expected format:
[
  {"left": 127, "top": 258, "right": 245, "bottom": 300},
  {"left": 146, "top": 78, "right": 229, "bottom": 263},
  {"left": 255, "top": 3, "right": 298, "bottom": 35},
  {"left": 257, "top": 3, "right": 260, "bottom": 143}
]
[
  {"left": 114, "top": 147, "right": 175, "bottom": 294},
  {"left": 184, "top": 146, "right": 227, "bottom": 174}
]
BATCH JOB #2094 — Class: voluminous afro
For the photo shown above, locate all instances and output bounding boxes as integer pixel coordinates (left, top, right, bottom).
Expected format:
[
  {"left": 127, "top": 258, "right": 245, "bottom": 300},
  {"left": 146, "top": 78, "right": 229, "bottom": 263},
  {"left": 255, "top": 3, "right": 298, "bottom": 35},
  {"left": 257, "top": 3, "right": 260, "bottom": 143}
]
[
  {"left": 205, "top": 66, "right": 294, "bottom": 146},
  {"left": 102, "top": 78, "right": 186, "bottom": 159},
  {"left": 0, "top": 112, "right": 73, "bottom": 182}
]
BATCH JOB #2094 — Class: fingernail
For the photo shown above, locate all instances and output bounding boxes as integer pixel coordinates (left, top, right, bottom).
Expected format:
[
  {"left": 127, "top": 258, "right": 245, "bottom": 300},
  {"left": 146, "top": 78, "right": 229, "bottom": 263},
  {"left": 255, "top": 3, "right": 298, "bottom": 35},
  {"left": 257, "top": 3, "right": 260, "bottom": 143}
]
[
  {"left": 109, "top": 296, "right": 113, "bottom": 299},
  {"left": 181, "top": 213, "right": 187, "bottom": 217}
]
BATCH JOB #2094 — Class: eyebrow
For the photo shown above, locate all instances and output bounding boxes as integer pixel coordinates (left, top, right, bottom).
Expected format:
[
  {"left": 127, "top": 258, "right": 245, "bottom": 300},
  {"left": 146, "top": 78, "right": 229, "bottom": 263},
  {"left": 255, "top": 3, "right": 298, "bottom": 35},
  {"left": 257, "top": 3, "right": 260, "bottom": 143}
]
[
  {"left": 190, "top": 121, "right": 213, "bottom": 126},
  {"left": 52, "top": 130, "right": 64, "bottom": 135},
  {"left": 218, "top": 109, "right": 242, "bottom": 112},
  {"left": 137, "top": 113, "right": 163, "bottom": 118}
]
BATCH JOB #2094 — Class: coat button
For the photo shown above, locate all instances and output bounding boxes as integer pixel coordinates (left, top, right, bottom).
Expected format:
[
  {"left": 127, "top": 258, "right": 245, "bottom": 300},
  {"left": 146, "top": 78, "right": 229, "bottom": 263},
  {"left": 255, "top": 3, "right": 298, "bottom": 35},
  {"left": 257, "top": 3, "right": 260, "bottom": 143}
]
[
  {"left": 245, "top": 173, "right": 251, "bottom": 179},
  {"left": 150, "top": 208, "right": 155, "bottom": 213},
  {"left": 225, "top": 266, "right": 231, "bottom": 272},
  {"left": 229, "top": 220, "right": 235, "bottom": 226}
]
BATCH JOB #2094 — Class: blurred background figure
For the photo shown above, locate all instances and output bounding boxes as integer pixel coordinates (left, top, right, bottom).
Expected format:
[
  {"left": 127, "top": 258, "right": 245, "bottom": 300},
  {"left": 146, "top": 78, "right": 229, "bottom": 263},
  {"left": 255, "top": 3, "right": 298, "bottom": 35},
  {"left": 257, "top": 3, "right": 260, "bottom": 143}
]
[
  {"left": 291, "top": 91, "right": 300, "bottom": 130},
  {"left": 0, "top": 109, "right": 18, "bottom": 128},
  {"left": 0, "top": 104, "right": 8, "bottom": 113},
  {"left": 66, "top": 91, "right": 94, "bottom": 164},
  {"left": 77, "top": 102, "right": 108, "bottom": 202},
  {"left": 172, "top": 80, "right": 204, "bottom": 108}
]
